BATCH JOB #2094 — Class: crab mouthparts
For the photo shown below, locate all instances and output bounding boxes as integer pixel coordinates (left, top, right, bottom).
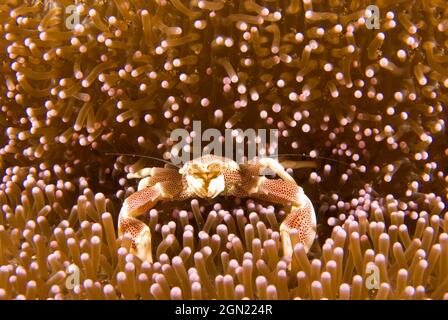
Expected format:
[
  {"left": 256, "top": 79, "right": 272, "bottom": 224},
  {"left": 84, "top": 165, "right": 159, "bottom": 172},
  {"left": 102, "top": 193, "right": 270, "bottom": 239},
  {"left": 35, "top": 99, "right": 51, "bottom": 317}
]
[{"left": 186, "top": 173, "right": 225, "bottom": 199}]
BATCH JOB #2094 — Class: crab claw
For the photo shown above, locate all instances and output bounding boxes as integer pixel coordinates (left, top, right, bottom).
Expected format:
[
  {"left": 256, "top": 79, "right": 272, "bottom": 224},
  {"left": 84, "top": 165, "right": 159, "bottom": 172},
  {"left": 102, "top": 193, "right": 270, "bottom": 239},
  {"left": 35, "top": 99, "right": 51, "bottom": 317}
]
[
  {"left": 134, "top": 228, "right": 153, "bottom": 263},
  {"left": 279, "top": 194, "right": 317, "bottom": 260},
  {"left": 118, "top": 180, "right": 184, "bottom": 263},
  {"left": 279, "top": 228, "right": 295, "bottom": 259},
  {"left": 207, "top": 175, "right": 225, "bottom": 198},
  {"left": 186, "top": 175, "right": 207, "bottom": 198}
]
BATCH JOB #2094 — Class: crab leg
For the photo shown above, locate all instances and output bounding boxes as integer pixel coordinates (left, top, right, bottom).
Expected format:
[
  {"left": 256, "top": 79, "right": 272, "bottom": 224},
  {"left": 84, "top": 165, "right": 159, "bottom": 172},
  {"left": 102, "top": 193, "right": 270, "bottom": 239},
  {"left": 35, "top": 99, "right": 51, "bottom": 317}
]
[
  {"left": 248, "top": 177, "right": 317, "bottom": 258},
  {"left": 118, "top": 180, "right": 184, "bottom": 262},
  {"left": 243, "top": 157, "right": 297, "bottom": 184}
]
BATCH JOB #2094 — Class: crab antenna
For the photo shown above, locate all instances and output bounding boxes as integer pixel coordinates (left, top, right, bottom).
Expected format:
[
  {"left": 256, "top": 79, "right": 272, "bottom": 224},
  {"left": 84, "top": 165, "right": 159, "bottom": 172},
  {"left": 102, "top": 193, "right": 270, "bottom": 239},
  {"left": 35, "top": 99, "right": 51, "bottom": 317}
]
[
  {"left": 270, "top": 153, "right": 353, "bottom": 167},
  {"left": 279, "top": 160, "right": 318, "bottom": 169},
  {"left": 105, "top": 153, "right": 182, "bottom": 169}
]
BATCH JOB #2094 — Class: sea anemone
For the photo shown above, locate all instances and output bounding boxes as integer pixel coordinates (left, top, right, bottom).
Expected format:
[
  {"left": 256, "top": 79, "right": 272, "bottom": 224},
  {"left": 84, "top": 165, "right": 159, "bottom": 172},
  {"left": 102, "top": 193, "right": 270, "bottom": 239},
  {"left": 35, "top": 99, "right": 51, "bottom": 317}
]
[{"left": 0, "top": 0, "right": 447, "bottom": 299}]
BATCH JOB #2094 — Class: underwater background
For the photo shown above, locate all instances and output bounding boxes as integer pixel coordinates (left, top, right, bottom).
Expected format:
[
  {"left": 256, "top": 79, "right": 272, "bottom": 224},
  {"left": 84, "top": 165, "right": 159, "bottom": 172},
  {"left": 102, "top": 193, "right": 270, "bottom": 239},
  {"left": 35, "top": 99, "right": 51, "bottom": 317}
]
[{"left": 0, "top": 0, "right": 447, "bottom": 299}]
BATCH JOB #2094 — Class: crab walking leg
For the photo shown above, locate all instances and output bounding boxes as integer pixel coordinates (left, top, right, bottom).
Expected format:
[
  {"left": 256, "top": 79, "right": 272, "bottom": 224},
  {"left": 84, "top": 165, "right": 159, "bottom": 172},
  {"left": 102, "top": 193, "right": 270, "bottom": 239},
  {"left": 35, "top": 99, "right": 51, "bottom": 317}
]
[
  {"left": 118, "top": 180, "right": 184, "bottom": 262},
  {"left": 279, "top": 192, "right": 316, "bottom": 258},
  {"left": 137, "top": 175, "right": 178, "bottom": 191},
  {"left": 119, "top": 186, "right": 162, "bottom": 262},
  {"left": 248, "top": 177, "right": 317, "bottom": 257},
  {"left": 131, "top": 167, "right": 182, "bottom": 191},
  {"left": 243, "top": 157, "right": 297, "bottom": 184}
]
